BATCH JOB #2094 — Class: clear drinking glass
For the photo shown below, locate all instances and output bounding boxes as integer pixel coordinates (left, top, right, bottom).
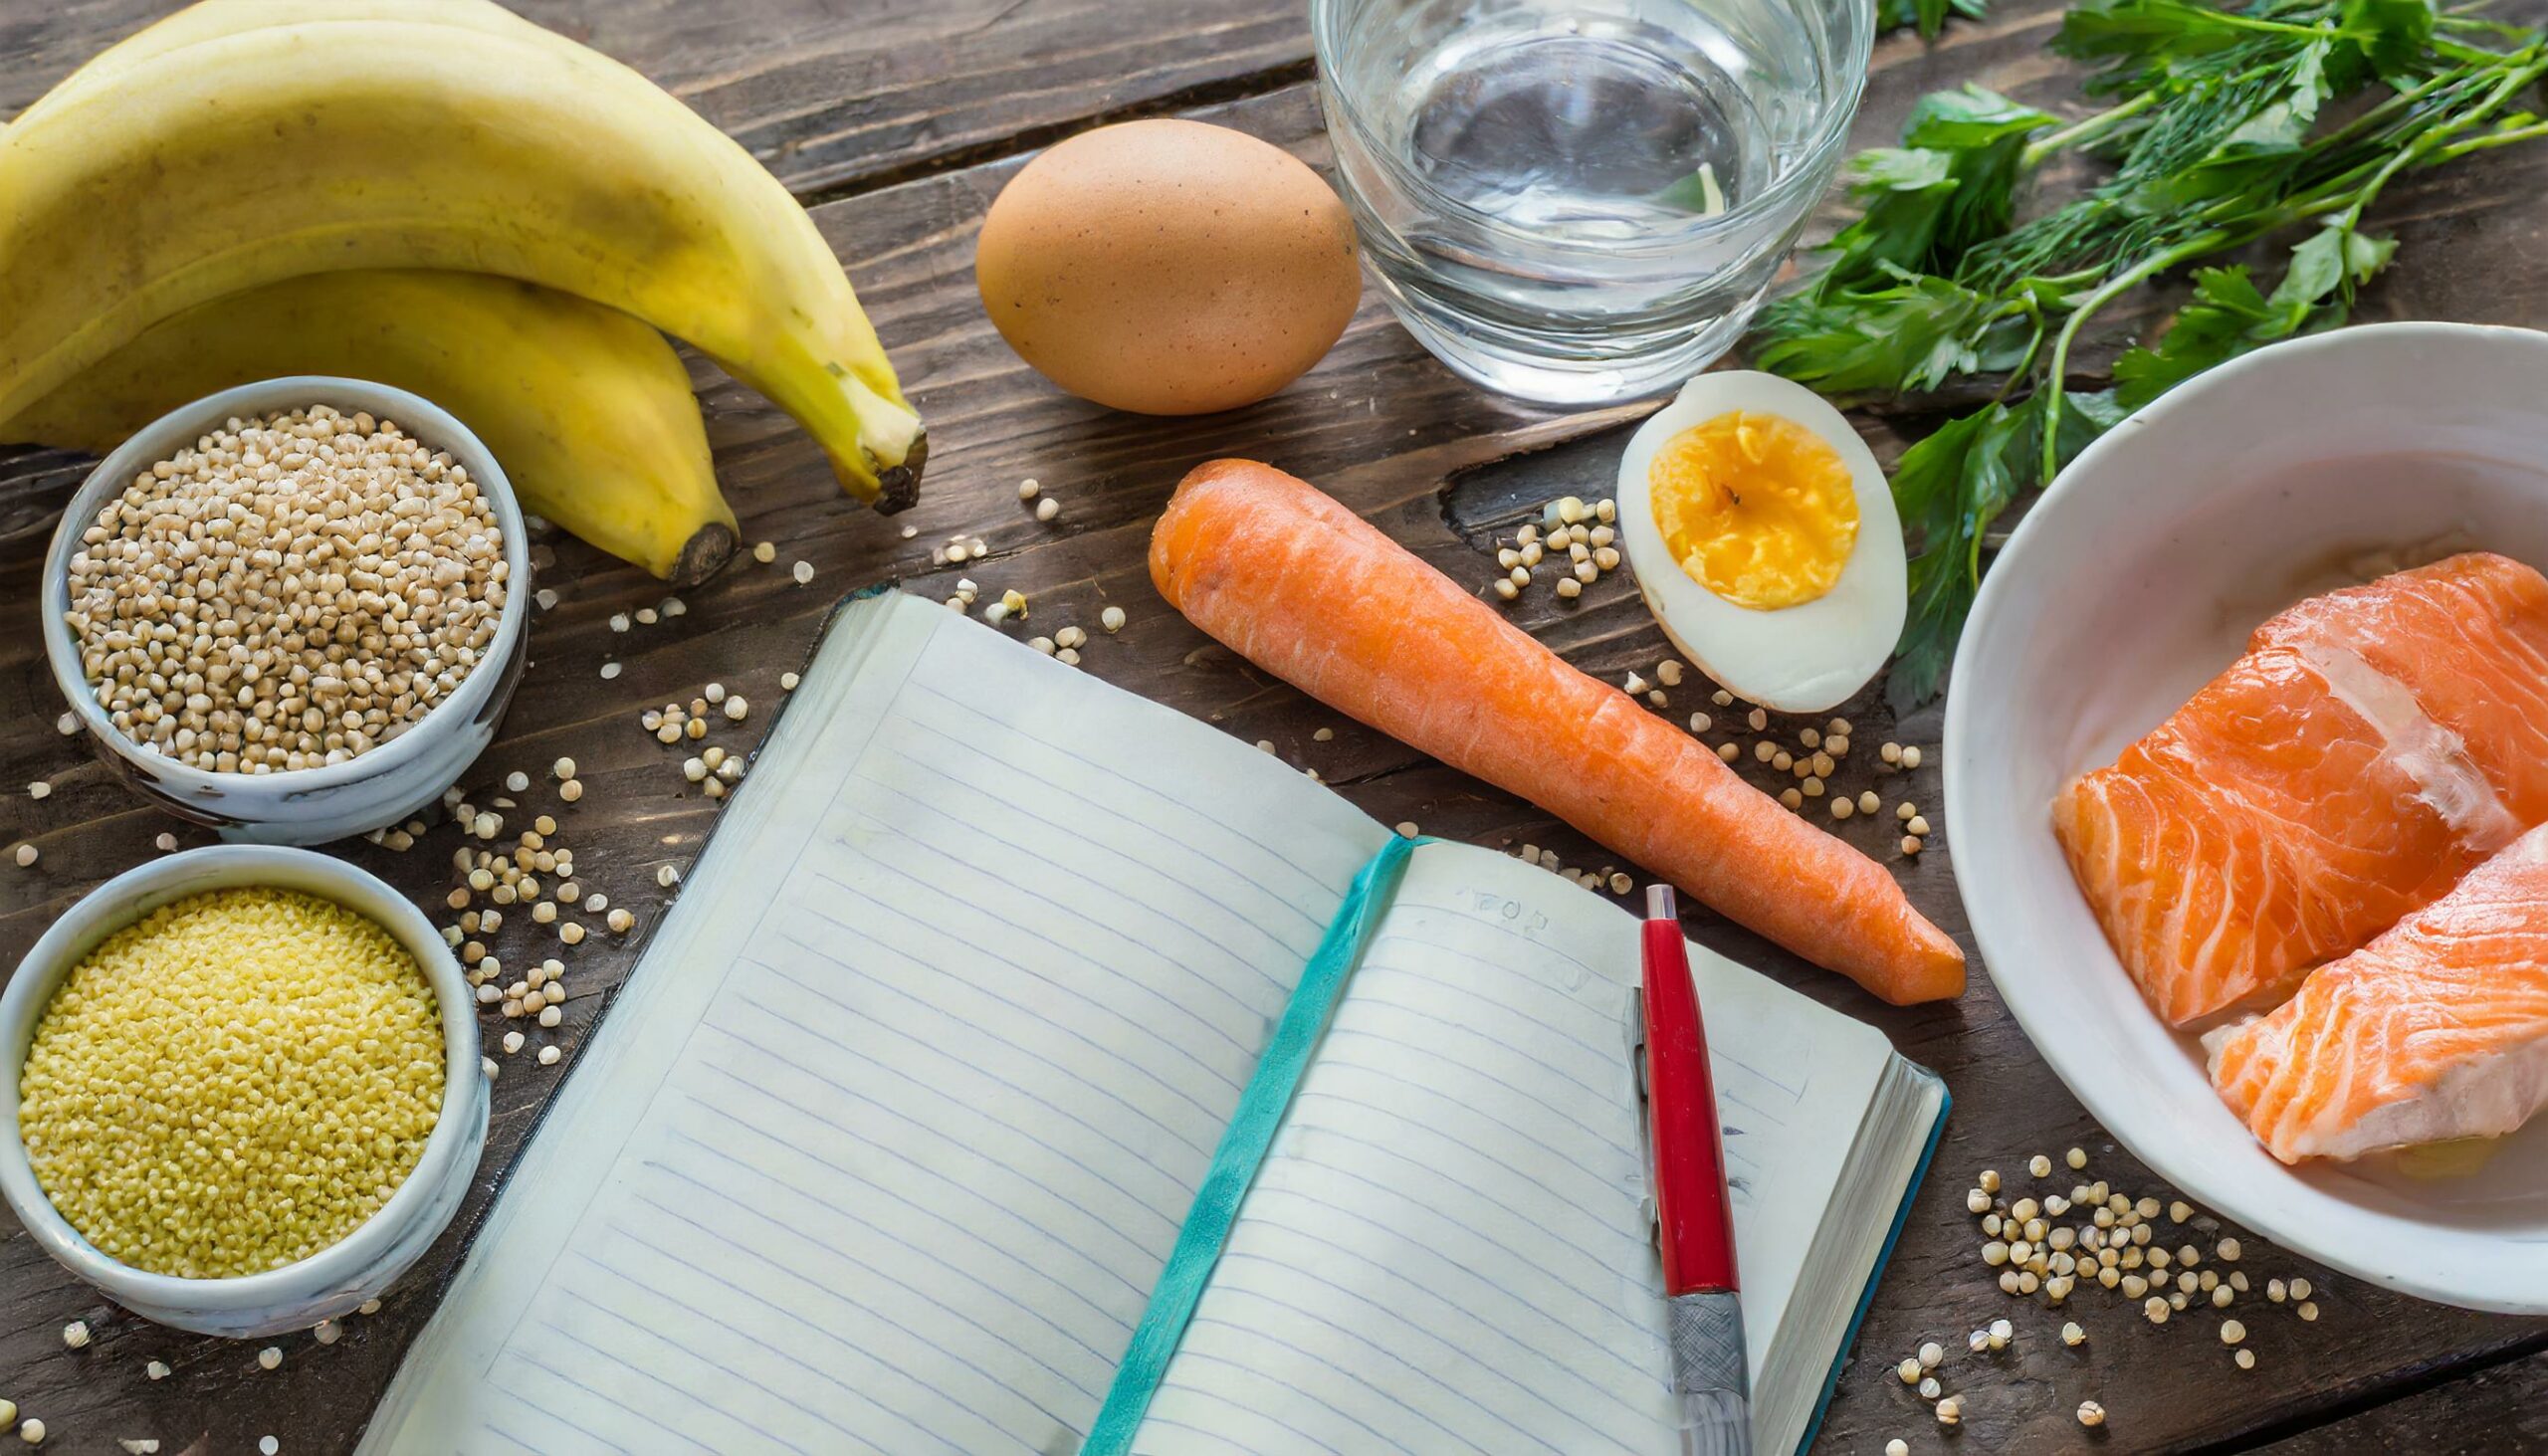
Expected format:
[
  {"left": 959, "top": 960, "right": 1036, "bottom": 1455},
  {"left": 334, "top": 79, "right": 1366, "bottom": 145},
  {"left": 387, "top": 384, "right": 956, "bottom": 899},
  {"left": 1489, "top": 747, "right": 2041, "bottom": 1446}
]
[{"left": 1313, "top": 0, "right": 1872, "bottom": 405}]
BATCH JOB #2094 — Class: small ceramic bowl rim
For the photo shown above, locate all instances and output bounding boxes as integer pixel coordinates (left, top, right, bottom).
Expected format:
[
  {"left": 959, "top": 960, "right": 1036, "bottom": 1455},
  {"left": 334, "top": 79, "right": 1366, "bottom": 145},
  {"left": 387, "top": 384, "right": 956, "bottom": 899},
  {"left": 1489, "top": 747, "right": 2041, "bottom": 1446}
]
[
  {"left": 40, "top": 375, "right": 531, "bottom": 800},
  {"left": 1944, "top": 319, "right": 2548, "bottom": 1312},
  {"left": 0, "top": 844, "right": 484, "bottom": 1312}
]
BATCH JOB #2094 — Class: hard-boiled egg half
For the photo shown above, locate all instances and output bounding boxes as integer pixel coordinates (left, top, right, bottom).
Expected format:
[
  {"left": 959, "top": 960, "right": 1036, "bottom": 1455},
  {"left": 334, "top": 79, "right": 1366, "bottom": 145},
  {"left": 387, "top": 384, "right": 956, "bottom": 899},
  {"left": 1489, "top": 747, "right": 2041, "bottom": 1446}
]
[{"left": 1615, "top": 371, "right": 1905, "bottom": 714}]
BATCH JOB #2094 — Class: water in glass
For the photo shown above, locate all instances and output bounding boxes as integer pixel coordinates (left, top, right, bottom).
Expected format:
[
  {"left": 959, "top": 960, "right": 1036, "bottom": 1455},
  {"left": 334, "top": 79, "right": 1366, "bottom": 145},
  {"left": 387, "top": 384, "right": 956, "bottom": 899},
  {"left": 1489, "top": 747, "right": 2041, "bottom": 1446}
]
[{"left": 1316, "top": 0, "right": 1870, "bottom": 404}]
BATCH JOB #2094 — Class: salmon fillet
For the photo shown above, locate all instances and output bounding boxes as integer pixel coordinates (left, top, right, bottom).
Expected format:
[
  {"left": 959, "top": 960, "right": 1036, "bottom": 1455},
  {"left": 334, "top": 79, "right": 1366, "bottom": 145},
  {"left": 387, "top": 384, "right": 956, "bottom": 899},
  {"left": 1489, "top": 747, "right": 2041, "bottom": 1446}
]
[
  {"left": 2210, "top": 822, "right": 2548, "bottom": 1162},
  {"left": 2252, "top": 552, "right": 2548, "bottom": 824},
  {"left": 2055, "top": 648, "right": 2482, "bottom": 1024},
  {"left": 2056, "top": 553, "right": 2548, "bottom": 1027}
]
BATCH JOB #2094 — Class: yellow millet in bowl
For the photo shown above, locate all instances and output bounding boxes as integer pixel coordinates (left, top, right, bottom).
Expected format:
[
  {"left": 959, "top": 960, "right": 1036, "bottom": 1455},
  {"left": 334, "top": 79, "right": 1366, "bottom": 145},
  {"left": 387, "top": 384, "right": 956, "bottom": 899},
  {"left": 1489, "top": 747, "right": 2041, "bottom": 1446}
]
[{"left": 17, "top": 886, "right": 445, "bottom": 1279}]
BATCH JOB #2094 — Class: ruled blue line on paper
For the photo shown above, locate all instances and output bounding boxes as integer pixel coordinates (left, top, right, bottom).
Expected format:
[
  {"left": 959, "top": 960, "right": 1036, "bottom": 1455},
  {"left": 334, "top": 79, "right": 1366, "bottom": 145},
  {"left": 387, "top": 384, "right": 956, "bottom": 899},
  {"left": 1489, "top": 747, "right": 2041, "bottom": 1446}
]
[
  {"left": 836, "top": 783, "right": 1298, "bottom": 1015},
  {"left": 898, "top": 675, "right": 1343, "bottom": 908},
  {"left": 477, "top": 1396, "right": 635, "bottom": 1456},
  {"left": 427, "top": 604, "right": 1385, "bottom": 1456},
  {"left": 657, "top": 1120, "right": 1129, "bottom": 1355},
  {"left": 794, "top": 855, "right": 1258, "bottom": 1079},
  {"left": 1142, "top": 1346, "right": 1360, "bottom": 1456},
  {"left": 754, "top": 945, "right": 1220, "bottom": 1166},
  {"left": 1138, "top": 849, "right": 1699, "bottom": 1456},
  {"left": 1210, "top": 1237, "right": 1664, "bottom": 1439},
  {"left": 377, "top": 598, "right": 1885, "bottom": 1456},
  {"left": 684, "top": 1059, "right": 1160, "bottom": 1300},
  {"left": 815, "top": 836, "right": 1263, "bottom": 1065},
  {"left": 700, "top": 1010, "right": 1189, "bottom": 1240},
  {"left": 1227, "top": 1137, "right": 1650, "bottom": 1336},
  {"left": 1147, "top": 1280, "right": 1577, "bottom": 1456},
  {"left": 576, "top": 1238, "right": 932, "bottom": 1456},
  {"left": 877, "top": 735, "right": 1325, "bottom": 958},
  {"left": 546, "top": 1289, "right": 842, "bottom": 1456},
  {"left": 631, "top": 1161, "right": 1090, "bottom": 1425},
  {"left": 495, "top": 1349, "right": 722, "bottom": 1455}
]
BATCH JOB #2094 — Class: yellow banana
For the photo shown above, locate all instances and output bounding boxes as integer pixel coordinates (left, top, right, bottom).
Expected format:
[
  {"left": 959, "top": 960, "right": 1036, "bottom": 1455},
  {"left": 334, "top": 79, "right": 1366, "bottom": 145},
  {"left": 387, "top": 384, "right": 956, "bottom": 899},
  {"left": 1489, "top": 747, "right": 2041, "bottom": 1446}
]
[
  {"left": 11, "top": 0, "right": 531, "bottom": 127},
  {"left": 0, "top": 0, "right": 925, "bottom": 509},
  {"left": 3, "top": 270, "right": 739, "bottom": 584}
]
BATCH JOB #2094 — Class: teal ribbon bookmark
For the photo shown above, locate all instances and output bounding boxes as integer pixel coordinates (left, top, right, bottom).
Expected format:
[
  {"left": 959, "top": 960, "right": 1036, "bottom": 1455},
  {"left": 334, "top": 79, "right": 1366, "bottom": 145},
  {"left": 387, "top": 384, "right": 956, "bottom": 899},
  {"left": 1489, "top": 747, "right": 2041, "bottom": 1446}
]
[{"left": 1080, "top": 833, "right": 1416, "bottom": 1454}]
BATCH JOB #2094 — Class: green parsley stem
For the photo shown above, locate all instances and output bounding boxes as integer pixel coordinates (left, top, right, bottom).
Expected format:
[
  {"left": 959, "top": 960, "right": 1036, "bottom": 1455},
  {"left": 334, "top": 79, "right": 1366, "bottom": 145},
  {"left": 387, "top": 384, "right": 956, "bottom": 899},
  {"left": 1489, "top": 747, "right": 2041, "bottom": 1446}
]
[
  {"left": 2021, "top": 94, "right": 2164, "bottom": 166},
  {"left": 2037, "top": 230, "right": 2230, "bottom": 482}
]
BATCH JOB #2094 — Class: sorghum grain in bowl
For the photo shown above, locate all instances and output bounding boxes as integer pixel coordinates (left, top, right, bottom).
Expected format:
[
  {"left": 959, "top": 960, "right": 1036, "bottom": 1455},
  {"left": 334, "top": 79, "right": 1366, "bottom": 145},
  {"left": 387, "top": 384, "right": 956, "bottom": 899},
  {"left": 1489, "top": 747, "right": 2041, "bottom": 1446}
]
[
  {"left": 18, "top": 886, "right": 445, "bottom": 1279},
  {"left": 63, "top": 403, "right": 507, "bottom": 773},
  {"left": 42, "top": 377, "right": 532, "bottom": 845}
]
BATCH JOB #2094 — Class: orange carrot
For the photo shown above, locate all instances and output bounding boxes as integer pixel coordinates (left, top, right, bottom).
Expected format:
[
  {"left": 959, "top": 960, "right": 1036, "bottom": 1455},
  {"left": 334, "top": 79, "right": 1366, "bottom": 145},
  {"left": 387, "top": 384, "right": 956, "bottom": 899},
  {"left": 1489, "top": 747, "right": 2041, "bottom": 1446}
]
[{"left": 1151, "top": 459, "right": 1966, "bottom": 1005}]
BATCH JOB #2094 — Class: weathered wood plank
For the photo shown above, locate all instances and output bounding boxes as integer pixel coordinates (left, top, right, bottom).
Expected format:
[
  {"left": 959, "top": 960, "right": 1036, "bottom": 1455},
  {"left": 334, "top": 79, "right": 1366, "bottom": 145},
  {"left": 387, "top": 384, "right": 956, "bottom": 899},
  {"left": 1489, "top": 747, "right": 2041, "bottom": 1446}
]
[
  {"left": 2259, "top": 1351, "right": 2548, "bottom": 1454},
  {"left": 4, "top": 0, "right": 2548, "bottom": 1450},
  {"left": 0, "top": 0, "right": 1311, "bottom": 198}
]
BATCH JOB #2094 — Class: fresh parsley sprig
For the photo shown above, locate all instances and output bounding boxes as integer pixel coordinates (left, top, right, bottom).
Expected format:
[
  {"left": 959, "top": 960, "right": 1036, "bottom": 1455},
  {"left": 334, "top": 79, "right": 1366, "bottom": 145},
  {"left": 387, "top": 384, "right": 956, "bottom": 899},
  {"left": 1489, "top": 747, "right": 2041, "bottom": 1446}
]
[
  {"left": 1882, "top": 0, "right": 1993, "bottom": 39},
  {"left": 1751, "top": 0, "right": 2548, "bottom": 709}
]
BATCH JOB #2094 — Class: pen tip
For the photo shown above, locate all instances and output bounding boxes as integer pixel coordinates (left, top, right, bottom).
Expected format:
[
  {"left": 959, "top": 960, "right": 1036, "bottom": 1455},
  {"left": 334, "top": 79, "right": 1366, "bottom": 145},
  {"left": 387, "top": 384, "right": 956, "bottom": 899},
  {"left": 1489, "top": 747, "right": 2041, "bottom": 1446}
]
[{"left": 1646, "top": 884, "right": 1677, "bottom": 921}]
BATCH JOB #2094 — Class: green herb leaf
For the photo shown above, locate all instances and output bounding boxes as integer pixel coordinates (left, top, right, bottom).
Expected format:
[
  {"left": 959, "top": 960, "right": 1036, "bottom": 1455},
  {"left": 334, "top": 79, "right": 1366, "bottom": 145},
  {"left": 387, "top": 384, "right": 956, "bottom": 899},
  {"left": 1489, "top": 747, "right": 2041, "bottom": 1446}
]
[
  {"left": 1879, "top": 0, "right": 1990, "bottom": 40},
  {"left": 1888, "top": 388, "right": 2124, "bottom": 710},
  {"left": 1653, "top": 162, "right": 1729, "bottom": 216},
  {"left": 1808, "top": 87, "right": 2055, "bottom": 296},
  {"left": 1850, "top": 148, "right": 1961, "bottom": 191},
  {"left": 2341, "top": 0, "right": 2437, "bottom": 78},
  {"left": 2110, "top": 224, "right": 2395, "bottom": 406},
  {"left": 1752, "top": 274, "right": 2032, "bottom": 395},
  {"left": 2279, "top": 219, "right": 2399, "bottom": 302},
  {"left": 1888, "top": 407, "right": 2016, "bottom": 711},
  {"left": 2055, "top": 385, "right": 2130, "bottom": 450},
  {"left": 1902, "top": 86, "right": 2062, "bottom": 149},
  {"left": 2114, "top": 38, "right": 2339, "bottom": 212},
  {"left": 1811, "top": 148, "right": 1961, "bottom": 289},
  {"left": 1751, "top": 0, "right": 2546, "bottom": 709},
  {"left": 2110, "top": 267, "right": 2271, "bottom": 404},
  {"left": 2054, "top": 0, "right": 2254, "bottom": 75},
  {"left": 1889, "top": 400, "right": 2041, "bottom": 712}
]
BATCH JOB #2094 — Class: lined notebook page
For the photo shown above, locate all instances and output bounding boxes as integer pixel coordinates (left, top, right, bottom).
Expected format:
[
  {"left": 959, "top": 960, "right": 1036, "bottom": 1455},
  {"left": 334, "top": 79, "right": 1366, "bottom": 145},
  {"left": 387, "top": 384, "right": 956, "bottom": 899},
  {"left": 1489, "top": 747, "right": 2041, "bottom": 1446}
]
[
  {"left": 1134, "top": 842, "right": 1890, "bottom": 1456},
  {"left": 361, "top": 592, "right": 1388, "bottom": 1455}
]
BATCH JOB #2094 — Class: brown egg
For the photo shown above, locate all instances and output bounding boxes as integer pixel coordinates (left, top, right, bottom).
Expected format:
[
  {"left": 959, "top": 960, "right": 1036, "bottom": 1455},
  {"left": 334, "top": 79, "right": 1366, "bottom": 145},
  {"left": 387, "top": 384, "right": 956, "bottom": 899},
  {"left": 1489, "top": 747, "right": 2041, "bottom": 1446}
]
[{"left": 975, "top": 118, "right": 1361, "bottom": 416}]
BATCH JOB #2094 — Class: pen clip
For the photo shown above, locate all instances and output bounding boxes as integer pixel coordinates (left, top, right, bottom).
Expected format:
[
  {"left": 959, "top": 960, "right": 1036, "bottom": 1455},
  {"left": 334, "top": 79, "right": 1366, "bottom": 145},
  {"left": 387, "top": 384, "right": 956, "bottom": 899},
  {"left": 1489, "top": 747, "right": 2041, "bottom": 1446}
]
[{"left": 1623, "top": 986, "right": 1658, "bottom": 1235}]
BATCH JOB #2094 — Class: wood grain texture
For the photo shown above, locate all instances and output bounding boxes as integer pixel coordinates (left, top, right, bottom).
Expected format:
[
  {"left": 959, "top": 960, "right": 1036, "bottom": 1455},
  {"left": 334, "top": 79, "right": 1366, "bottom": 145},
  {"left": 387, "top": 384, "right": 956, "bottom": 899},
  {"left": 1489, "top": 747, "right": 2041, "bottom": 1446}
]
[
  {"left": 4, "top": 1, "right": 2548, "bottom": 1452},
  {"left": 2260, "top": 1352, "right": 2548, "bottom": 1453},
  {"left": 0, "top": 0, "right": 1313, "bottom": 199}
]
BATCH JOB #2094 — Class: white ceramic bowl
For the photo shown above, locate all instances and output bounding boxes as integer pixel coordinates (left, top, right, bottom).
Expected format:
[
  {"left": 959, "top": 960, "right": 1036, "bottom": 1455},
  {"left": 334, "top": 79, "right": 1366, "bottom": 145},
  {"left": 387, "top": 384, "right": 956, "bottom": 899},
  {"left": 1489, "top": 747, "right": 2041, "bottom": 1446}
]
[
  {"left": 1947, "top": 322, "right": 2548, "bottom": 1314},
  {"left": 42, "top": 376, "right": 531, "bottom": 845},
  {"left": 0, "top": 846, "right": 488, "bottom": 1337}
]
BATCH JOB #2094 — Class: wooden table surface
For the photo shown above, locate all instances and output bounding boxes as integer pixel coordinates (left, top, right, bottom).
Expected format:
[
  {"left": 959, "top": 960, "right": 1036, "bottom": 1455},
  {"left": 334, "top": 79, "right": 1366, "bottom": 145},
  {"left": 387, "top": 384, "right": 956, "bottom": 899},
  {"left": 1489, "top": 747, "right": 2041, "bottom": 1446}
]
[{"left": 5, "top": 1, "right": 2547, "bottom": 1452}]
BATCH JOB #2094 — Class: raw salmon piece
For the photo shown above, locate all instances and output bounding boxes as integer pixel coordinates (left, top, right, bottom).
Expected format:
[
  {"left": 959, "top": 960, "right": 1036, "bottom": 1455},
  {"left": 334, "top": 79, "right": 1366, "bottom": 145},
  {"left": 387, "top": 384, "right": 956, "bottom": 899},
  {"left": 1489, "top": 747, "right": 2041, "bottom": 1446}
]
[
  {"left": 2210, "top": 822, "right": 2548, "bottom": 1162},
  {"left": 2253, "top": 552, "right": 2548, "bottom": 824},
  {"left": 2056, "top": 553, "right": 2548, "bottom": 1027},
  {"left": 2054, "top": 647, "right": 2480, "bottom": 1026}
]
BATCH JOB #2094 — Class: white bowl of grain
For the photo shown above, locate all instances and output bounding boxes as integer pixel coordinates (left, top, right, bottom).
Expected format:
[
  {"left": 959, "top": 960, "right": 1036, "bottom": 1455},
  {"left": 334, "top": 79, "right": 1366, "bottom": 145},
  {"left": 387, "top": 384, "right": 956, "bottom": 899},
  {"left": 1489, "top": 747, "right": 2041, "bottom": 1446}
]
[
  {"left": 42, "top": 376, "right": 531, "bottom": 845},
  {"left": 0, "top": 845, "right": 489, "bottom": 1337}
]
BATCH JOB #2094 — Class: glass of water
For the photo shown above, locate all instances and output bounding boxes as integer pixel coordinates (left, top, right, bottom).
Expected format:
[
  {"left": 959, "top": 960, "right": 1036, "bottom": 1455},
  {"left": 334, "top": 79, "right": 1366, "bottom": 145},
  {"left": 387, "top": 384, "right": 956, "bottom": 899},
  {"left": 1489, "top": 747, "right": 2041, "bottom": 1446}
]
[{"left": 1313, "top": 0, "right": 1871, "bottom": 405}]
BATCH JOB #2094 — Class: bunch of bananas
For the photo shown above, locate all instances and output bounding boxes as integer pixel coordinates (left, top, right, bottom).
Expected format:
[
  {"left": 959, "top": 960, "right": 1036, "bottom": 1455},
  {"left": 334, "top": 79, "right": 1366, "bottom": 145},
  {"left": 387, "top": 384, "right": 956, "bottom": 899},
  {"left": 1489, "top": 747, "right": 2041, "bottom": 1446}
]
[{"left": 0, "top": 0, "right": 925, "bottom": 584}]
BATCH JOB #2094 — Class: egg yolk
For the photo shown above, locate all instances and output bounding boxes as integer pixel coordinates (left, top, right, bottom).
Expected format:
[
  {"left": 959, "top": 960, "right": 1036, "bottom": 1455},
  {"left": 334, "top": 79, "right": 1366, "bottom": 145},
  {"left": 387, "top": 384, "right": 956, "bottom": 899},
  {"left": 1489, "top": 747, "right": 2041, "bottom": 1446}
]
[{"left": 1647, "top": 409, "right": 1858, "bottom": 611}]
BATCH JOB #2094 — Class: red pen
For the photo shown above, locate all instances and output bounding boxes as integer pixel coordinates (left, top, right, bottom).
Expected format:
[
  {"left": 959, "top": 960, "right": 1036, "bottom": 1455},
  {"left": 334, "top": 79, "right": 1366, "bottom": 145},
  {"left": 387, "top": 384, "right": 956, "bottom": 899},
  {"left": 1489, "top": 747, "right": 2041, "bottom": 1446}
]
[{"left": 1641, "top": 884, "right": 1750, "bottom": 1456}]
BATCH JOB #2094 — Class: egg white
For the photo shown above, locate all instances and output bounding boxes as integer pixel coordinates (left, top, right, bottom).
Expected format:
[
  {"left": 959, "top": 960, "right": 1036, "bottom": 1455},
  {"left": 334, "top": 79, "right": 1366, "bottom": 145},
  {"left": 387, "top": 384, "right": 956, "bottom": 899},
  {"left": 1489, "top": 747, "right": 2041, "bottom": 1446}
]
[{"left": 1614, "top": 371, "right": 1907, "bottom": 714}]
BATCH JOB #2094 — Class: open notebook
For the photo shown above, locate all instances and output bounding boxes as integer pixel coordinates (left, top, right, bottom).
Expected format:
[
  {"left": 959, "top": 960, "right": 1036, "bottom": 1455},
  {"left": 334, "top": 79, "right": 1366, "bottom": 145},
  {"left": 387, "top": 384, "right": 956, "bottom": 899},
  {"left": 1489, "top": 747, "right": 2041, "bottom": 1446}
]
[{"left": 360, "top": 590, "right": 1946, "bottom": 1456}]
